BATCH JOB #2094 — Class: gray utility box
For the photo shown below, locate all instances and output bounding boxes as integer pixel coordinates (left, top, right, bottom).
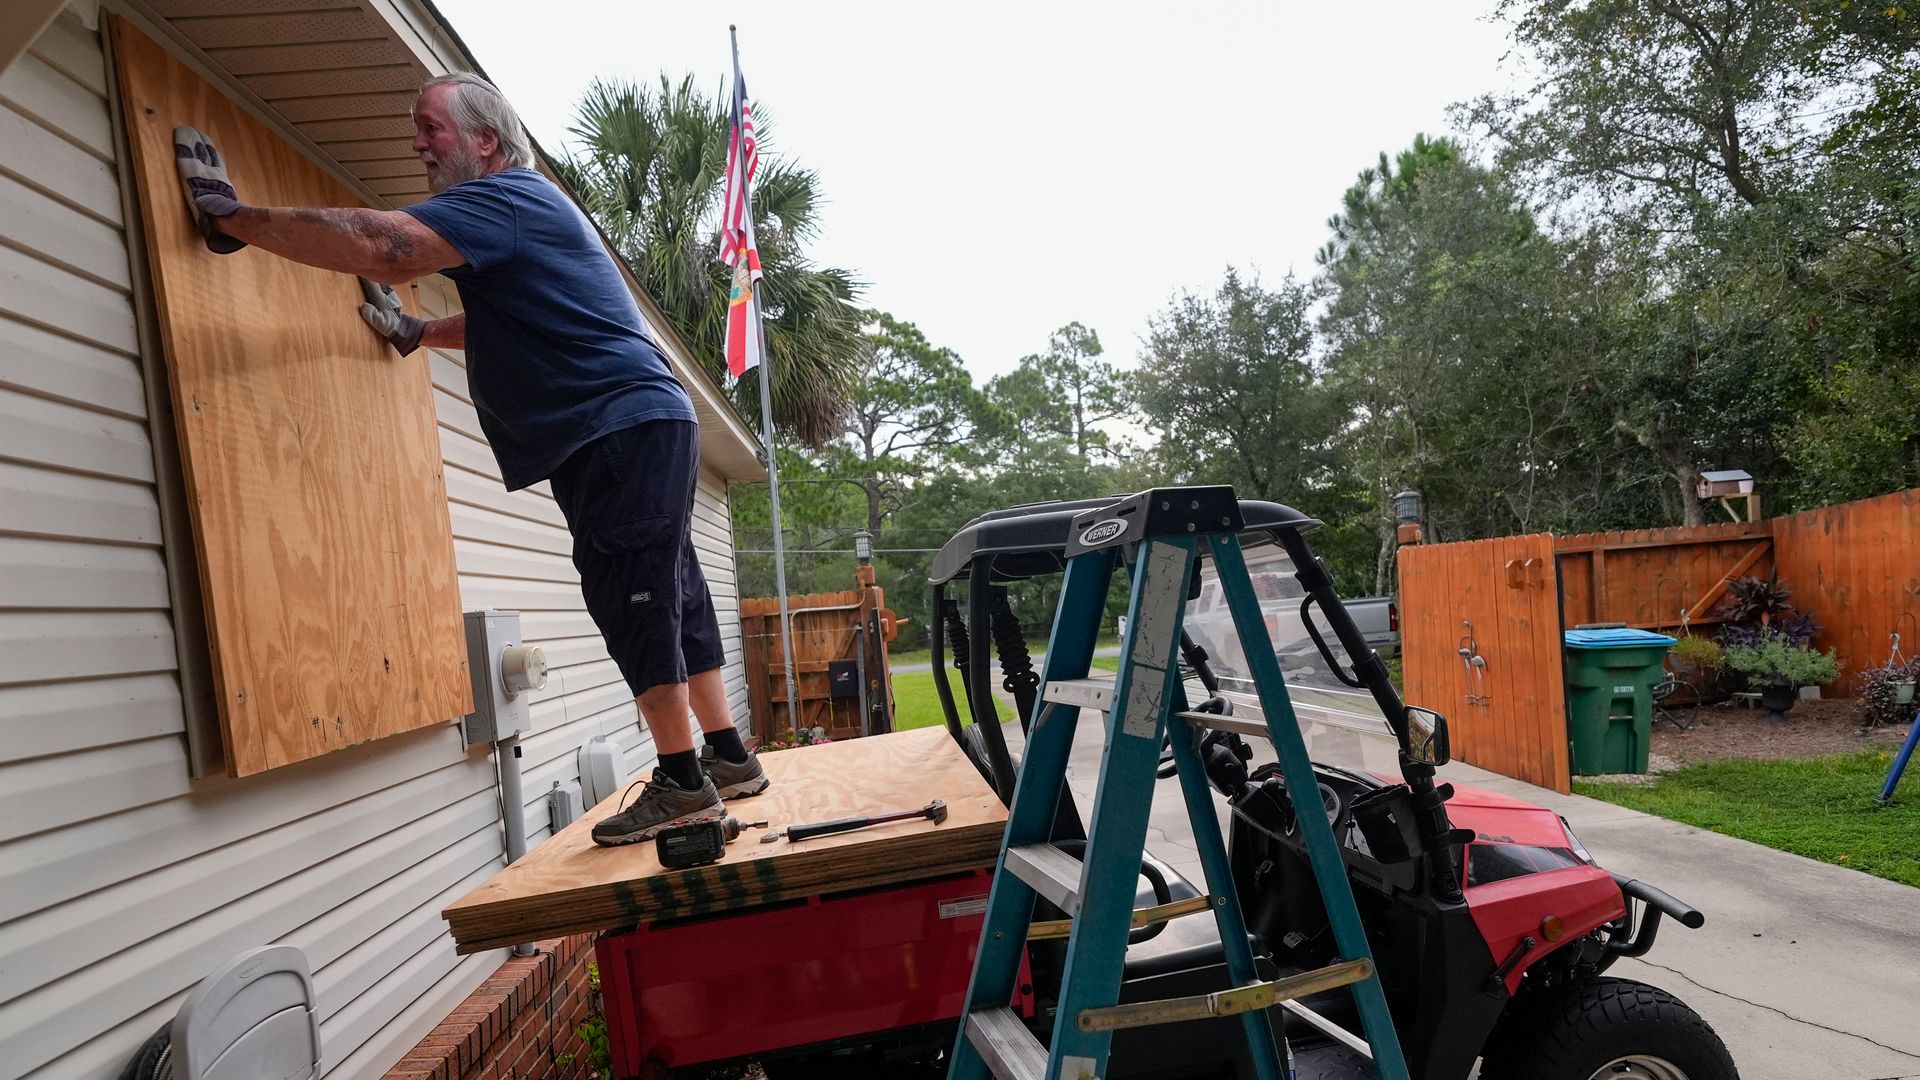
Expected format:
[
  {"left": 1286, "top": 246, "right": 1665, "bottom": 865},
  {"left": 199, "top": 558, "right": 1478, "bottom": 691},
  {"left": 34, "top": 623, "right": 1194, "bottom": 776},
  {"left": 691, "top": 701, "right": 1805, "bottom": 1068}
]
[{"left": 462, "top": 609, "right": 548, "bottom": 745}]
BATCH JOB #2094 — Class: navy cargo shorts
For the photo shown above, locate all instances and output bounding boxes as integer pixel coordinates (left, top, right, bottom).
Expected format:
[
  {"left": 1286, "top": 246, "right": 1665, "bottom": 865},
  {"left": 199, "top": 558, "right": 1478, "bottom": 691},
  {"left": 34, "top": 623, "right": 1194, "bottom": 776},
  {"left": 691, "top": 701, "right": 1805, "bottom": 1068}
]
[{"left": 547, "top": 419, "right": 724, "bottom": 696}]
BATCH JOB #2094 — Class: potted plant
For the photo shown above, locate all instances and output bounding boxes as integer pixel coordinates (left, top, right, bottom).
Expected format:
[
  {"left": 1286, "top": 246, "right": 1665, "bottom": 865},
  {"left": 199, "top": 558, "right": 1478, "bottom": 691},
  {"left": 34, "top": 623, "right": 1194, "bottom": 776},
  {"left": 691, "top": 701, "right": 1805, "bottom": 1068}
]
[
  {"left": 1855, "top": 658, "right": 1920, "bottom": 728},
  {"left": 1668, "top": 635, "right": 1724, "bottom": 705},
  {"left": 1722, "top": 638, "right": 1841, "bottom": 724}
]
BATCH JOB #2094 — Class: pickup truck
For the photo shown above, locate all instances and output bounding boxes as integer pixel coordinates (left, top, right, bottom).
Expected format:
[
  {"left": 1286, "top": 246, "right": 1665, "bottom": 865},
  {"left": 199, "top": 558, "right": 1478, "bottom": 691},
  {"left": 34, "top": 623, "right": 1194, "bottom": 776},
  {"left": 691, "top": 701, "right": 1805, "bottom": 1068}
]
[{"left": 1177, "top": 545, "right": 1397, "bottom": 693}]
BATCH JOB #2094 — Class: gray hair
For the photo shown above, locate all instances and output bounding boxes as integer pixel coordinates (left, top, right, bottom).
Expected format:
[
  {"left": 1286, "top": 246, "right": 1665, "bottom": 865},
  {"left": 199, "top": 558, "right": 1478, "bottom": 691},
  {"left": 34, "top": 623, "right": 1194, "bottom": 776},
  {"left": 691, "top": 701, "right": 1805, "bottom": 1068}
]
[{"left": 419, "top": 72, "right": 534, "bottom": 168}]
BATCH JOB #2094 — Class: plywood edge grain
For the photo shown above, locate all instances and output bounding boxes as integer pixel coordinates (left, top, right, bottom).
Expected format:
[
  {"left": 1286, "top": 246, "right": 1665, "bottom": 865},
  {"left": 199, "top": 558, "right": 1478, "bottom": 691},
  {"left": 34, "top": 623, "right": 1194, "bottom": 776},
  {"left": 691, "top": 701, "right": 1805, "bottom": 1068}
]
[{"left": 442, "top": 727, "right": 1008, "bottom": 949}]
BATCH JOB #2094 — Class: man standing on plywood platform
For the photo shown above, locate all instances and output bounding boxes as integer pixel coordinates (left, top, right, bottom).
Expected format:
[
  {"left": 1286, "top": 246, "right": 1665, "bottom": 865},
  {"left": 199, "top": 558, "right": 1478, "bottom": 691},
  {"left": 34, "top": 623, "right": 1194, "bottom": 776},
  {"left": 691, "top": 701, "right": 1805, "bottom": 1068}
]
[{"left": 172, "top": 73, "right": 769, "bottom": 844}]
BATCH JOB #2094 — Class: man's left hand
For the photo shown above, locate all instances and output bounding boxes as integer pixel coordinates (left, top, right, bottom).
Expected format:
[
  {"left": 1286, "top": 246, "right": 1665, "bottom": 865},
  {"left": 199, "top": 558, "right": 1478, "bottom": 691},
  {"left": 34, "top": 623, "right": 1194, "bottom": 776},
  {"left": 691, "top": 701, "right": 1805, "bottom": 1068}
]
[{"left": 357, "top": 277, "right": 426, "bottom": 355}]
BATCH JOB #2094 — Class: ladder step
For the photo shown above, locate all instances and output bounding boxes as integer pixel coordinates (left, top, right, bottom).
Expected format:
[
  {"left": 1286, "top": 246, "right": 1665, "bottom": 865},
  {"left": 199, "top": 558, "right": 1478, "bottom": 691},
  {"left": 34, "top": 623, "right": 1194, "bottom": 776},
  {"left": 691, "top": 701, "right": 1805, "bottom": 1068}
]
[
  {"left": 1281, "top": 999, "right": 1373, "bottom": 1059},
  {"left": 1028, "top": 893, "right": 1214, "bottom": 941},
  {"left": 965, "top": 1007, "right": 1047, "bottom": 1080},
  {"left": 1043, "top": 677, "right": 1115, "bottom": 710},
  {"left": 1005, "top": 843, "right": 1083, "bottom": 915},
  {"left": 1173, "top": 710, "right": 1269, "bottom": 739}
]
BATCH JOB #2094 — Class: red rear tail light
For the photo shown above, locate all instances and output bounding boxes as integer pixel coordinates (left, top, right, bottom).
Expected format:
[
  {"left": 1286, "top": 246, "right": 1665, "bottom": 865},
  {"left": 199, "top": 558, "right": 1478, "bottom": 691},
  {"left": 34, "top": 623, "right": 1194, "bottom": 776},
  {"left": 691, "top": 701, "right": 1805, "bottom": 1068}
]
[{"left": 1389, "top": 602, "right": 1399, "bottom": 632}]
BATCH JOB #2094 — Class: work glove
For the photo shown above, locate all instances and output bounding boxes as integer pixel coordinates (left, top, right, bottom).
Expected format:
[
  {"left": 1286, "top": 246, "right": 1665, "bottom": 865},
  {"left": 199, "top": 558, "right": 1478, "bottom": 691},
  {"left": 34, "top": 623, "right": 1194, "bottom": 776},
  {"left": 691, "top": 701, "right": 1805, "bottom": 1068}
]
[
  {"left": 172, "top": 126, "right": 245, "bottom": 254},
  {"left": 357, "top": 276, "right": 426, "bottom": 356}
]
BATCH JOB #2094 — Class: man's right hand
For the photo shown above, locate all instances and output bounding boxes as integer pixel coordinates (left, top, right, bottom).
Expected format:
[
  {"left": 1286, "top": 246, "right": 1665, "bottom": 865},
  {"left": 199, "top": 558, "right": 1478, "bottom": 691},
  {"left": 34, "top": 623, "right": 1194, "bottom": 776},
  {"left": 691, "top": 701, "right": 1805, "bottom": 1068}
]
[{"left": 357, "top": 277, "right": 426, "bottom": 356}]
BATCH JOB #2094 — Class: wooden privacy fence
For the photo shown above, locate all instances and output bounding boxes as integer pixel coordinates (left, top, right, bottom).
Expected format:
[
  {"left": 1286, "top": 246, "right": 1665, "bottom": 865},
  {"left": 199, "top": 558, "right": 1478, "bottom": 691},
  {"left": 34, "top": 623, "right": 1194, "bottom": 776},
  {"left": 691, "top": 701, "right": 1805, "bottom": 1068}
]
[
  {"left": 1398, "top": 534, "right": 1572, "bottom": 793},
  {"left": 1773, "top": 488, "right": 1920, "bottom": 683},
  {"left": 1556, "top": 521, "right": 1774, "bottom": 633},
  {"left": 1398, "top": 487, "right": 1920, "bottom": 792},
  {"left": 740, "top": 580, "right": 899, "bottom": 745},
  {"left": 1554, "top": 489, "right": 1920, "bottom": 684}
]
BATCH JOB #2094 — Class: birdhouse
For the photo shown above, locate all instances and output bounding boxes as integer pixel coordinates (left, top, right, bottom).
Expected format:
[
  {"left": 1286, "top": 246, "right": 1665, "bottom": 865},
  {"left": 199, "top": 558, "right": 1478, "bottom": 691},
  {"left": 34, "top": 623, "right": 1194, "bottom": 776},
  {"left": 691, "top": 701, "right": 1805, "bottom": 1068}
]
[{"left": 1696, "top": 469, "right": 1755, "bottom": 500}]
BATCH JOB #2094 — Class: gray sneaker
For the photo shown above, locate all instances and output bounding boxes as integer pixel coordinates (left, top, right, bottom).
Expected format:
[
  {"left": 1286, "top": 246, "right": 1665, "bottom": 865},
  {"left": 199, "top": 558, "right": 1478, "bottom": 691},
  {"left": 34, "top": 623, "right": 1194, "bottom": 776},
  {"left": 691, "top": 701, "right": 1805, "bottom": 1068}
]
[
  {"left": 700, "top": 745, "right": 771, "bottom": 799},
  {"left": 591, "top": 770, "right": 722, "bottom": 847}
]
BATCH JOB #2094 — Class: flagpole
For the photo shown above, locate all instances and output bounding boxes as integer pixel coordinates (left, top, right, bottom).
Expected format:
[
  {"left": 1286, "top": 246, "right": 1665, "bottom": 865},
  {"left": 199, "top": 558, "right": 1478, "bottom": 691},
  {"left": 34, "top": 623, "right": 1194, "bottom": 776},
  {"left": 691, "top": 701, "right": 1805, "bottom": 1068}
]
[{"left": 731, "top": 25, "right": 803, "bottom": 741}]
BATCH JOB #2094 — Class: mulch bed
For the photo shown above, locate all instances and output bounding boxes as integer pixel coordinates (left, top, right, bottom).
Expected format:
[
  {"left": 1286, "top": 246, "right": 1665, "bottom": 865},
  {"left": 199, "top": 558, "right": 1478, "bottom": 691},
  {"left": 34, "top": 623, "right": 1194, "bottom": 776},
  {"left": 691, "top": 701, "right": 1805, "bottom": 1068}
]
[{"left": 1651, "top": 697, "right": 1911, "bottom": 767}]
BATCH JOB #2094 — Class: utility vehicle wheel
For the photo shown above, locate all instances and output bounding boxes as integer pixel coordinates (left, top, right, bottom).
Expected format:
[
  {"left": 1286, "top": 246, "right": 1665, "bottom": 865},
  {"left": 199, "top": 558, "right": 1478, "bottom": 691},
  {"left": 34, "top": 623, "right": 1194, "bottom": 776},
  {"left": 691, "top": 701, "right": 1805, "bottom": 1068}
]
[{"left": 1479, "top": 977, "right": 1738, "bottom": 1080}]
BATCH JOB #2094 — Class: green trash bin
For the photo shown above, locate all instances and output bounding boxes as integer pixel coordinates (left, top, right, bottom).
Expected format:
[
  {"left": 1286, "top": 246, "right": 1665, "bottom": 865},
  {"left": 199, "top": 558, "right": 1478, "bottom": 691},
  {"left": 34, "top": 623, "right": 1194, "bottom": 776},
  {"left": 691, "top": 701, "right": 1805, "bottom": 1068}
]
[{"left": 1563, "top": 628, "right": 1675, "bottom": 775}]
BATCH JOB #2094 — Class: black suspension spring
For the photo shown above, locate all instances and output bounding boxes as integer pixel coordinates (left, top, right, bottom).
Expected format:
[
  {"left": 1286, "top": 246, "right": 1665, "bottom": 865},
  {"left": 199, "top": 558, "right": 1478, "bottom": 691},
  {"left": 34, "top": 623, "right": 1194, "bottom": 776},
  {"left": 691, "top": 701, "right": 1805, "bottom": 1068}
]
[
  {"left": 944, "top": 599, "right": 972, "bottom": 673},
  {"left": 992, "top": 602, "right": 1040, "bottom": 697}
]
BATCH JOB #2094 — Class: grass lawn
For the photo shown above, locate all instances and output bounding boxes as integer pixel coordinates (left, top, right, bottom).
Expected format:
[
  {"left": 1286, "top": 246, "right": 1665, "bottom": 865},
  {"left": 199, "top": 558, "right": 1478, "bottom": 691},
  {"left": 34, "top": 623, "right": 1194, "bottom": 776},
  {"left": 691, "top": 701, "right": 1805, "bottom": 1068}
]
[
  {"left": 1575, "top": 749, "right": 1920, "bottom": 888},
  {"left": 887, "top": 634, "right": 1121, "bottom": 672},
  {"left": 890, "top": 669, "right": 1013, "bottom": 731},
  {"left": 889, "top": 659, "right": 1116, "bottom": 732}
]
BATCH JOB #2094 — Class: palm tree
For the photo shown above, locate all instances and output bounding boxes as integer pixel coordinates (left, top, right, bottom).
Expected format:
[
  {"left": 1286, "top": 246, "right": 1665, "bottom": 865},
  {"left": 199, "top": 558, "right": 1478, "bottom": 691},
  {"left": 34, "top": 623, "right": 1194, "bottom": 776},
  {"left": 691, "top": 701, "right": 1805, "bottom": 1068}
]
[{"left": 558, "top": 75, "right": 862, "bottom": 446}]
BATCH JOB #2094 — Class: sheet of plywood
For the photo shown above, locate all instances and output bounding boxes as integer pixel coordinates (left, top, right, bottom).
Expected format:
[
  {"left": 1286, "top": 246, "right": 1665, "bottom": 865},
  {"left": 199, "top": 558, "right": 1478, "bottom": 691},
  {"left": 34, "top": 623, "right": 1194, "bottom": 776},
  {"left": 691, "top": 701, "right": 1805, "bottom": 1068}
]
[
  {"left": 443, "top": 726, "right": 1008, "bottom": 953},
  {"left": 108, "top": 16, "right": 469, "bottom": 776}
]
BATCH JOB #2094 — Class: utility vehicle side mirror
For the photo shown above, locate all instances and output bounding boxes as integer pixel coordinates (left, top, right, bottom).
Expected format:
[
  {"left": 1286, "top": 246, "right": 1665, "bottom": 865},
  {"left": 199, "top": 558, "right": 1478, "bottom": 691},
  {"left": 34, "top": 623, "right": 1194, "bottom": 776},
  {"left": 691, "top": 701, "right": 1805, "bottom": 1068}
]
[{"left": 1405, "top": 706, "right": 1451, "bottom": 766}]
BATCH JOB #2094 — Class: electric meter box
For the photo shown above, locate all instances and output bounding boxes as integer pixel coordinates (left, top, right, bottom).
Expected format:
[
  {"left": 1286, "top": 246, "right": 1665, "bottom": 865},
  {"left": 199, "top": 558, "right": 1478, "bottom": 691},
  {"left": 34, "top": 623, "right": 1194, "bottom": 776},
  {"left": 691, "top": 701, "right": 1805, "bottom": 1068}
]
[{"left": 462, "top": 609, "right": 547, "bottom": 745}]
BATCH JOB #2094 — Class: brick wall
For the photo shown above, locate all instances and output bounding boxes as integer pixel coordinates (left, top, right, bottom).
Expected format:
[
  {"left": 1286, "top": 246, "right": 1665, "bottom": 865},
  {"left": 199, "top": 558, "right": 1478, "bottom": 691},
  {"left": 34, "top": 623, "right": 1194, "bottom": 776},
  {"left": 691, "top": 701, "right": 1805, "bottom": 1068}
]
[{"left": 384, "top": 934, "right": 599, "bottom": 1080}]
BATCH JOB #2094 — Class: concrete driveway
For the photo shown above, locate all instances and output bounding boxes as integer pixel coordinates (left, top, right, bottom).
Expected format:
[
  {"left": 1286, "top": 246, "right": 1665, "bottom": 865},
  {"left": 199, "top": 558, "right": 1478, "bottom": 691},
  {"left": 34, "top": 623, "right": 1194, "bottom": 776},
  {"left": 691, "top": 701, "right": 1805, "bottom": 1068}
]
[{"left": 1000, "top": 683, "right": 1920, "bottom": 1080}]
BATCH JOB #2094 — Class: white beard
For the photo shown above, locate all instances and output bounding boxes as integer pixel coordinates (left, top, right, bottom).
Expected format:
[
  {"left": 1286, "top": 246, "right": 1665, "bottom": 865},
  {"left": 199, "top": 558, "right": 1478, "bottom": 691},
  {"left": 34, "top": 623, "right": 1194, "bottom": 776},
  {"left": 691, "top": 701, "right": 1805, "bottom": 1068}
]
[{"left": 424, "top": 142, "right": 486, "bottom": 193}]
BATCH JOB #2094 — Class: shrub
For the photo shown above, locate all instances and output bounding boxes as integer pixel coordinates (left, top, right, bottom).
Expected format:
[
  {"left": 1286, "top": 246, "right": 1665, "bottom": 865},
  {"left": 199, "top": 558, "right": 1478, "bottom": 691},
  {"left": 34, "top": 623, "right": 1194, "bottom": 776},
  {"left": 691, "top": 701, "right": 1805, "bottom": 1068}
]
[
  {"left": 1722, "top": 639, "right": 1841, "bottom": 688},
  {"left": 1718, "top": 572, "right": 1795, "bottom": 625},
  {"left": 1718, "top": 613, "right": 1820, "bottom": 650},
  {"left": 1715, "top": 573, "right": 1821, "bottom": 651},
  {"left": 1855, "top": 659, "right": 1920, "bottom": 729}
]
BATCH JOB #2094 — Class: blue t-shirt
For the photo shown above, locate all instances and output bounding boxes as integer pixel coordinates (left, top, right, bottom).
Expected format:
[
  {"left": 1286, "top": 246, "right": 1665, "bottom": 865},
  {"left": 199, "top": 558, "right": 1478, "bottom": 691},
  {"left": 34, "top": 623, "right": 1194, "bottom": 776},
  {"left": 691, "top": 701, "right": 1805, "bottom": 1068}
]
[{"left": 403, "top": 168, "right": 696, "bottom": 490}]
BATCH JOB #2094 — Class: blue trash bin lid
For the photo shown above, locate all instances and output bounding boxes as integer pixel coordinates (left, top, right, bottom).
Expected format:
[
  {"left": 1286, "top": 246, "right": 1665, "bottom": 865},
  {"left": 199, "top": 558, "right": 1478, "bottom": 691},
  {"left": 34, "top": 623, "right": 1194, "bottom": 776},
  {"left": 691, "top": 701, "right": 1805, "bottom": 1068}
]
[{"left": 1563, "top": 628, "right": 1677, "bottom": 648}]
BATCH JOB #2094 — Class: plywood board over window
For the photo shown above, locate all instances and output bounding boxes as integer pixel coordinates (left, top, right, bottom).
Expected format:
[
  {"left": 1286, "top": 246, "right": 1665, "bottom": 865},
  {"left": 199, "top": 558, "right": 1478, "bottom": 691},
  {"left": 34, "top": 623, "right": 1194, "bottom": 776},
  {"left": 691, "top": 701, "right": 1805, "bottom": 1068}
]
[{"left": 108, "top": 16, "right": 470, "bottom": 777}]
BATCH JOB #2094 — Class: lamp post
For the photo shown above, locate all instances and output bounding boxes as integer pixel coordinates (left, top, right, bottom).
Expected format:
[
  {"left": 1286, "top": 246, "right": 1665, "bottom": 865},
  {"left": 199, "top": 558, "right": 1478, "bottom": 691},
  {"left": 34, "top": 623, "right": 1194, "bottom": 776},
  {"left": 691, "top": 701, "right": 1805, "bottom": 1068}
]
[
  {"left": 1393, "top": 490, "right": 1424, "bottom": 525},
  {"left": 1394, "top": 489, "right": 1425, "bottom": 546},
  {"left": 850, "top": 528, "right": 879, "bottom": 737},
  {"left": 852, "top": 528, "right": 877, "bottom": 590}
]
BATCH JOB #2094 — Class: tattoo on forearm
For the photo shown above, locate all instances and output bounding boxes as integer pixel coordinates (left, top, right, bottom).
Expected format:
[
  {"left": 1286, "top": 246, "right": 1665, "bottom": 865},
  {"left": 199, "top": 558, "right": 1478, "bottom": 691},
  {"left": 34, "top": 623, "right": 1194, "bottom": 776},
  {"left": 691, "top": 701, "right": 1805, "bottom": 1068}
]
[
  {"left": 281, "top": 206, "right": 417, "bottom": 266},
  {"left": 369, "top": 219, "right": 418, "bottom": 264}
]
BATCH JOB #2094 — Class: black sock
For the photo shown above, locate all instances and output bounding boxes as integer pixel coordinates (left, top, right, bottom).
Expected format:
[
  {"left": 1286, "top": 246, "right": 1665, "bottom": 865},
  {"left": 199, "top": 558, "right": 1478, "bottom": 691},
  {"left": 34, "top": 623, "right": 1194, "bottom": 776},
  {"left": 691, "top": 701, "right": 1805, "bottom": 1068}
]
[
  {"left": 658, "top": 749, "right": 703, "bottom": 790},
  {"left": 703, "top": 725, "right": 749, "bottom": 764}
]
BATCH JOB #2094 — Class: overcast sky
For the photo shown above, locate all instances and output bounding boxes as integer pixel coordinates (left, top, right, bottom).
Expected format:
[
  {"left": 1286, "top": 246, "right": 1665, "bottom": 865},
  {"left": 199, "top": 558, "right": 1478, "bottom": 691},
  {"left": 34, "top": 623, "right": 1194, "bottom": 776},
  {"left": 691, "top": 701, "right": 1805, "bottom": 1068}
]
[{"left": 435, "top": 1, "right": 1518, "bottom": 381}]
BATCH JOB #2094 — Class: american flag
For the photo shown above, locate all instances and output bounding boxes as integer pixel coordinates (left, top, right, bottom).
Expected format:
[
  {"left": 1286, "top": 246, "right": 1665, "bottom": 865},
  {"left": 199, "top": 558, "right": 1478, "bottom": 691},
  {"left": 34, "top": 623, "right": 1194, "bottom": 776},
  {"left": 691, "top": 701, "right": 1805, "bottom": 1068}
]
[
  {"left": 717, "top": 74, "right": 759, "bottom": 270},
  {"left": 719, "top": 65, "right": 764, "bottom": 378}
]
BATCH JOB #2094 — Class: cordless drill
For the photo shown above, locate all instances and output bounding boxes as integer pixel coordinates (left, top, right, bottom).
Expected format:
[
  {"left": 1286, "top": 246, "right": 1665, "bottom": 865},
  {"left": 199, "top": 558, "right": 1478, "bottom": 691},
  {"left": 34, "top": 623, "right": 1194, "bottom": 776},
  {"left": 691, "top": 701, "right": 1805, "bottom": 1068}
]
[{"left": 654, "top": 816, "right": 766, "bottom": 869}]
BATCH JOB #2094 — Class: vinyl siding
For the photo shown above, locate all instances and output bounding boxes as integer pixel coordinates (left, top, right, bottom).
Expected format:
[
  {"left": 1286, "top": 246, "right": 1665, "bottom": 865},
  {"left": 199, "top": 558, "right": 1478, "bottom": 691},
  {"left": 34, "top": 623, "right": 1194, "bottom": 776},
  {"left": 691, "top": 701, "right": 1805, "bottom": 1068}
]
[{"left": 0, "top": 13, "right": 747, "bottom": 1079}]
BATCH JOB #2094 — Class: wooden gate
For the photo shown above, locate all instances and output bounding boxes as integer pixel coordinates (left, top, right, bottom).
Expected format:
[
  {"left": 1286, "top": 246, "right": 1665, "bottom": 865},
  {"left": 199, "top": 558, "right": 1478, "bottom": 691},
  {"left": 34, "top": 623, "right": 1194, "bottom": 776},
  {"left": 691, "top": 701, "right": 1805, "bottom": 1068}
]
[
  {"left": 740, "top": 584, "right": 897, "bottom": 744},
  {"left": 1398, "top": 534, "right": 1570, "bottom": 793}
]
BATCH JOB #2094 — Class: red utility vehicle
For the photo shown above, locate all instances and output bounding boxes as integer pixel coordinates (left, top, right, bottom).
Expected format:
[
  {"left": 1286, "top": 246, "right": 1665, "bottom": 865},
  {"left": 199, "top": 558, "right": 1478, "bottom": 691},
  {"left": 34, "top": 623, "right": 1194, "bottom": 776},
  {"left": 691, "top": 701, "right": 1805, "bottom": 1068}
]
[{"left": 600, "top": 495, "right": 1737, "bottom": 1080}]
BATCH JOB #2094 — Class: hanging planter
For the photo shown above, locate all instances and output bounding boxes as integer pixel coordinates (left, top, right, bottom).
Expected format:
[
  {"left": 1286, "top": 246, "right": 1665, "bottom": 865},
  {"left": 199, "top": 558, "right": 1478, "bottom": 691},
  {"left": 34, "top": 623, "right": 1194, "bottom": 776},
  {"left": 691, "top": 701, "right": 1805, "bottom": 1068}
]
[{"left": 1890, "top": 616, "right": 1915, "bottom": 706}]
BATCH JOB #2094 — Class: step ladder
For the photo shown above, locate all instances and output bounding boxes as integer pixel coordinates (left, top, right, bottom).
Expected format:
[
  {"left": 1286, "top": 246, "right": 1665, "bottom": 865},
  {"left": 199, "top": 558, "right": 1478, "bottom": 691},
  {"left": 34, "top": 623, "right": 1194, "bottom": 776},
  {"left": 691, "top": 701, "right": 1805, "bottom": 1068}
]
[{"left": 948, "top": 488, "right": 1411, "bottom": 1080}]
